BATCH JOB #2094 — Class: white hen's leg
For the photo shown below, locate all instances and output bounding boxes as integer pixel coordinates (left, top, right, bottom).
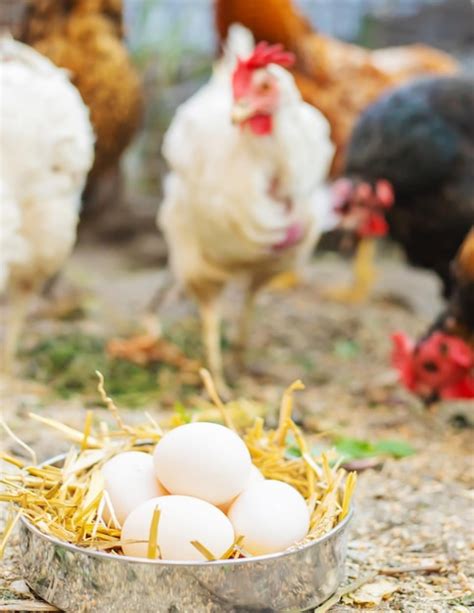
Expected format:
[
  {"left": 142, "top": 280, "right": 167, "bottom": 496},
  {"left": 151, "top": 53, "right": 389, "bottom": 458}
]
[
  {"left": 235, "top": 288, "right": 257, "bottom": 371},
  {"left": 191, "top": 280, "right": 227, "bottom": 395},
  {"left": 2, "top": 287, "right": 31, "bottom": 374},
  {"left": 141, "top": 277, "right": 182, "bottom": 338},
  {"left": 200, "top": 300, "right": 223, "bottom": 384},
  {"left": 235, "top": 273, "right": 276, "bottom": 371}
]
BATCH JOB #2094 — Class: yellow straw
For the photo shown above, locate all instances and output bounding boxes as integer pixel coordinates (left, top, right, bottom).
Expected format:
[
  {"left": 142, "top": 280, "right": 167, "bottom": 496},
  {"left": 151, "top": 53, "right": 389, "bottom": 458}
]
[
  {"left": 191, "top": 540, "right": 216, "bottom": 561},
  {"left": 0, "top": 511, "right": 21, "bottom": 557},
  {"left": 81, "top": 411, "right": 94, "bottom": 451},
  {"left": 276, "top": 380, "right": 305, "bottom": 445},
  {"left": 147, "top": 506, "right": 161, "bottom": 559},
  {"left": 0, "top": 418, "right": 37, "bottom": 465},
  {"left": 199, "top": 368, "right": 235, "bottom": 430}
]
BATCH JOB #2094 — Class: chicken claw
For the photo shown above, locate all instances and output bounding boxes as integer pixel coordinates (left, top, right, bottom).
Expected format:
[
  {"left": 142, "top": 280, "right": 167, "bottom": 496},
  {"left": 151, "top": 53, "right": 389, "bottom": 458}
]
[
  {"left": 323, "top": 237, "right": 377, "bottom": 304},
  {"left": 266, "top": 271, "right": 302, "bottom": 291}
]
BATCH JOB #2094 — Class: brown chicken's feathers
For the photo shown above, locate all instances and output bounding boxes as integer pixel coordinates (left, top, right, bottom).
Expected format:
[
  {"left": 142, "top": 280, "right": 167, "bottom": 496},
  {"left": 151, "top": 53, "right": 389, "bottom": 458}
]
[{"left": 20, "top": 0, "right": 143, "bottom": 181}]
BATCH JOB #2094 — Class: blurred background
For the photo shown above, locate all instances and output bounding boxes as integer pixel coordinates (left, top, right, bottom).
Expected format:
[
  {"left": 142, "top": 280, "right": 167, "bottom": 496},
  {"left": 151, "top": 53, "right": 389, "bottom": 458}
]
[
  {"left": 4, "top": 0, "right": 471, "bottom": 244},
  {"left": 0, "top": 0, "right": 472, "bottom": 402},
  {"left": 123, "top": 0, "right": 474, "bottom": 245}
]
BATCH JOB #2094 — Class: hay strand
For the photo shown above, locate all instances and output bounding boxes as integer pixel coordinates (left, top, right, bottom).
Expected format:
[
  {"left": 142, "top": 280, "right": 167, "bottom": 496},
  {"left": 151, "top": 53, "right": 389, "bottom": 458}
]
[
  {"left": 95, "top": 370, "right": 132, "bottom": 432},
  {"left": 199, "top": 368, "right": 235, "bottom": 430},
  {"left": 147, "top": 506, "right": 161, "bottom": 559},
  {"left": 0, "top": 418, "right": 37, "bottom": 465},
  {"left": 276, "top": 380, "right": 305, "bottom": 445},
  {"left": 191, "top": 540, "right": 217, "bottom": 561},
  {"left": 0, "top": 510, "right": 21, "bottom": 557}
]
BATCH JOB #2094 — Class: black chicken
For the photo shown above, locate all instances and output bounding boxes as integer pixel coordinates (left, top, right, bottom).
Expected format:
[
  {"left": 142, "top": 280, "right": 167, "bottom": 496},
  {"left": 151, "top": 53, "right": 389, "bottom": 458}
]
[
  {"left": 392, "top": 228, "right": 474, "bottom": 402},
  {"left": 331, "top": 75, "right": 474, "bottom": 302}
]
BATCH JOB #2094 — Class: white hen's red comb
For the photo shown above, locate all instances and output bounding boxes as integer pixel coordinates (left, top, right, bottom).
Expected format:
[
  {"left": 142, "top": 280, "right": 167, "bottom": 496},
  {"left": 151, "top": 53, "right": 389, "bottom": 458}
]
[
  {"left": 232, "top": 42, "right": 295, "bottom": 101},
  {"left": 243, "top": 42, "right": 295, "bottom": 70}
]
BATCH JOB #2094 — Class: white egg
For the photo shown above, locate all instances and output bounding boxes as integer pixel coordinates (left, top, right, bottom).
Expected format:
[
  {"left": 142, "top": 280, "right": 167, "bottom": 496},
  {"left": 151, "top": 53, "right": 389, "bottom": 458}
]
[
  {"left": 101, "top": 451, "right": 166, "bottom": 525},
  {"left": 219, "top": 465, "right": 264, "bottom": 513},
  {"left": 228, "top": 480, "right": 310, "bottom": 556},
  {"left": 121, "top": 495, "right": 235, "bottom": 561},
  {"left": 245, "top": 464, "right": 265, "bottom": 487},
  {"left": 153, "top": 422, "right": 252, "bottom": 505}
]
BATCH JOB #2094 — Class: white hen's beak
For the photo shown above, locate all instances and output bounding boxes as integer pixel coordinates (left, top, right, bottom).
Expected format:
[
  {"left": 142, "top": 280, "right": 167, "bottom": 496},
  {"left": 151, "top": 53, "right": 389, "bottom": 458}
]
[{"left": 231, "top": 99, "right": 254, "bottom": 124}]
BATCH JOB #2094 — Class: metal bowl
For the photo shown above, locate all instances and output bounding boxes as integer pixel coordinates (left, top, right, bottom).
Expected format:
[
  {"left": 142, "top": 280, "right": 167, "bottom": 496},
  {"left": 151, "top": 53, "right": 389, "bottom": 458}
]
[{"left": 18, "top": 455, "right": 353, "bottom": 612}]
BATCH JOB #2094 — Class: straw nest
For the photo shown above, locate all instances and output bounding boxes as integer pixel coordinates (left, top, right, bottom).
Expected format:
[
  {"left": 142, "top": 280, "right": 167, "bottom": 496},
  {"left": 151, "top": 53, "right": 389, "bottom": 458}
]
[{"left": 0, "top": 371, "right": 356, "bottom": 561}]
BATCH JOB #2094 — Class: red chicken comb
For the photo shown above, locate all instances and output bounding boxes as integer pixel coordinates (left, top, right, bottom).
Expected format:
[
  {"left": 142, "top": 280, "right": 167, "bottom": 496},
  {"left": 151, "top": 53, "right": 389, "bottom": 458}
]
[
  {"left": 375, "top": 180, "right": 395, "bottom": 208},
  {"left": 391, "top": 331, "right": 474, "bottom": 402},
  {"left": 331, "top": 177, "right": 394, "bottom": 238},
  {"left": 391, "top": 332, "right": 416, "bottom": 391},
  {"left": 232, "top": 42, "right": 295, "bottom": 101},
  {"left": 243, "top": 42, "right": 295, "bottom": 70}
]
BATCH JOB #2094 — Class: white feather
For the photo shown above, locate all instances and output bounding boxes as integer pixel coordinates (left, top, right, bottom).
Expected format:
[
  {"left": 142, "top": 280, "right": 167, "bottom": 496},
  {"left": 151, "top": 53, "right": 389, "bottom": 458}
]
[
  {"left": 0, "top": 38, "right": 94, "bottom": 293},
  {"left": 159, "top": 27, "right": 335, "bottom": 288},
  {"left": 218, "top": 23, "right": 255, "bottom": 74}
]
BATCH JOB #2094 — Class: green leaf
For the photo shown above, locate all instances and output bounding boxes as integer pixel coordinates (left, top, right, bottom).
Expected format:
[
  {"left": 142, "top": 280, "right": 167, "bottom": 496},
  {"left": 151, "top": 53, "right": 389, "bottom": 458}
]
[
  {"left": 372, "top": 439, "right": 415, "bottom": 458},
  {"left": 335, "top": 438, "right": 376, "bottom": 460},
  {"left": 448, "top": 593, "right": 474, "bottom": 606},
  {"left": 22, "top": 332, "right": 200, "bottom": 408},
  {"left": 333, "top": 339, "right": 360, "bottom": 359},
  {"left": 296, "top": 354, "right": 315, "bottom": 373},
  {"left": 285, "top": 445, "right": 302, "bottom": 459},
  {"left": 173, "top": 402, "right": 192, "bottom": 424},
  {"left": 335, "top": 437, "right": 416, "bottom": 461}
]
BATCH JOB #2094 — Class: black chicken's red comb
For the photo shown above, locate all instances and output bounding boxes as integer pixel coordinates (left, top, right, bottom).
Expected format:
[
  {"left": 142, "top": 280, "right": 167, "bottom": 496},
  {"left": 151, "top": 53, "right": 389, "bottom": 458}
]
[{"left": 243, "top": 42, "right": 295, "bottom": 70}]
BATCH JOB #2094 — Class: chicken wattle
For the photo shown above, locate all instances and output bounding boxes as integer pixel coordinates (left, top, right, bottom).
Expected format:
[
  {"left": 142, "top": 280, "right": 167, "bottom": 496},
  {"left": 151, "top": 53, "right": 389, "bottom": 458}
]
[
  {"left": 392, "top": 331, "right": 474, "bottom": 402},
  {"left": 272, "top": 223, "right": 305, "bottom": 251}
]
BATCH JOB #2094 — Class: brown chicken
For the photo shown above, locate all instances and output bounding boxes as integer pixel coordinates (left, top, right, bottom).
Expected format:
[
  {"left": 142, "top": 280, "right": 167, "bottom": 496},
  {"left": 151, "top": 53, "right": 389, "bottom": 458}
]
[
  {"left": 429, "top": 227, "right": 474, "bottom": 348},
  {"left": 215, "top": 0, "right": 459, "bottom": 176},
  {"left": 21, "top": 0, "right": 143, "bottom": 183}
]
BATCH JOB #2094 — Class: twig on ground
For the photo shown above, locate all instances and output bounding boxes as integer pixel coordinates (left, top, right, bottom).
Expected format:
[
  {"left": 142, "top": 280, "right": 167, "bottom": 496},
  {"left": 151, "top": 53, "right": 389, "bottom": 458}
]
[
  {"left": 0, "top": 601, "right": 59, "bottom": 612},
  {"left": 379, "top": 563, "right": 445, "bottom": 576},
  {"left": 95, "top": 371, "right": 132, "bottom": 432}
]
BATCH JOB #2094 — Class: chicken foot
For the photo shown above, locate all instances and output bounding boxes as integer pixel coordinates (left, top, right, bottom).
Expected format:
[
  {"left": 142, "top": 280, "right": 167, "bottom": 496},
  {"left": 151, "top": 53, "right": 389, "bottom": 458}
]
[
  {"left": 324, "top": 237, "right": 377, "bottom": 303},
  {"left": 234, "top": 273, "right": 277, "bottom": 372},
  {"left": 141, "top": 277, "right": 182, "bottom": 338},
  {"left": 265, "top": 270, "right": 302, "bottom": 291}
]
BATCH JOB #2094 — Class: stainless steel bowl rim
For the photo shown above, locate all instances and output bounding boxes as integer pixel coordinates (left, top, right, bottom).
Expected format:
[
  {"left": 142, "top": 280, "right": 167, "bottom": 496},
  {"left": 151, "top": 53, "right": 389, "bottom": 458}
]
[{"left": 20, "top": 452, "right": 353, "bottom": 568}]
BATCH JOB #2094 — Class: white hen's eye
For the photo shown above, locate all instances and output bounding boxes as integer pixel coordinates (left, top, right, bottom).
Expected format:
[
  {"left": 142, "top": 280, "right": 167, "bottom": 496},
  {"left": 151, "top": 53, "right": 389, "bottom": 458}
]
[
  {"left": 258, "top": 80, "right": 272, "bottom": 93},
  {"left": 253, "top": 70, "right": 274, "bottom": 93}
]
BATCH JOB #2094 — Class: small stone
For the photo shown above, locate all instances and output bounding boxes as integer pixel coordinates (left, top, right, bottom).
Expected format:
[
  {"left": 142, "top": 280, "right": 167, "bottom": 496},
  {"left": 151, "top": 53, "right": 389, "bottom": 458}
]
[{"left": 10, "top": 579, "right": 30, "bottom": 594}]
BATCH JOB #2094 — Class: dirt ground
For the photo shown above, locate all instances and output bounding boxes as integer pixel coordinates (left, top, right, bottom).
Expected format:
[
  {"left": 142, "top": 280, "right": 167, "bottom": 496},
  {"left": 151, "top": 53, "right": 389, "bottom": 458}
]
[{"left": 1, "top": 237, "right": 473, "bottom": 612}]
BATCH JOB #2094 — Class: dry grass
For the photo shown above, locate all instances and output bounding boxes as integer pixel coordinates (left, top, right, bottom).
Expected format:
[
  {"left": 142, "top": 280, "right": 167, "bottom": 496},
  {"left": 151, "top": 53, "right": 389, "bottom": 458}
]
[{"left": 0, "top": 371, "right": 356, "bottom": 561}]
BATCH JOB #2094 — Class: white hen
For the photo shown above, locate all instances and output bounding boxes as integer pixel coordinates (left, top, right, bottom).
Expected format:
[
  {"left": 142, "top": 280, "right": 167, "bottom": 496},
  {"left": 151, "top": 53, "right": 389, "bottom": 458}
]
[
  {"left": 159, "top": 26, "right": 334, "bottom": 388},
  {"left": 0, "top": 38, "right": 94, "bottom": 371}
]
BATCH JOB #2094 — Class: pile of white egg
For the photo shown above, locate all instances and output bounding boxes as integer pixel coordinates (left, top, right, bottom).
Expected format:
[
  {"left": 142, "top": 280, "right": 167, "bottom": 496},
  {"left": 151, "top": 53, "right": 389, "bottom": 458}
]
[{"left": 101, "top": 422, "right": 310, "bottom": 562}]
